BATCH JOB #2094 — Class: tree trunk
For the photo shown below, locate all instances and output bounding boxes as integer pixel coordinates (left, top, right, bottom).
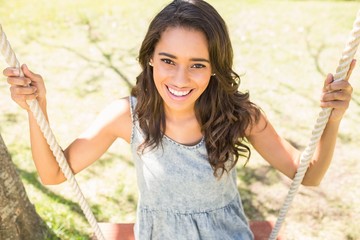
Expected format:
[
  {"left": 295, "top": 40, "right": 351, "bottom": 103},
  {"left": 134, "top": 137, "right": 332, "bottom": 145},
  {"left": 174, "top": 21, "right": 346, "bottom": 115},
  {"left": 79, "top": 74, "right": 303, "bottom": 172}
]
[{"left": 0, "top": 134, "right": 58, "bottom": 240}]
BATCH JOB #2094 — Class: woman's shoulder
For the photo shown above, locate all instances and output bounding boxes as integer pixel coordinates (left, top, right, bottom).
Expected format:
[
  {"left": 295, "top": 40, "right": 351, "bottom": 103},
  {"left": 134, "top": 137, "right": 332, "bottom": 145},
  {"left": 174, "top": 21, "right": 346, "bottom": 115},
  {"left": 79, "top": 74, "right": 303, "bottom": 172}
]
[
  {"left": 106, "top": 96, "right": 131, "bottom": 115},
  {"left": 101, "top": 96, "right": 133, "bottom": 142}
]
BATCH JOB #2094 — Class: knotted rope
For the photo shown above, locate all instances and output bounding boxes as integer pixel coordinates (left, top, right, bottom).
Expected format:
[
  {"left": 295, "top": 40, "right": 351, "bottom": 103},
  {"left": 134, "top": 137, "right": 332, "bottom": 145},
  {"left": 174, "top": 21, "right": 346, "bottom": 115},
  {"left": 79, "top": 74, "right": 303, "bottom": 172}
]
[
  {"left": 269, "top": 10, "right": 360, "bottom": 240},
  {"left": 0, "top": 25, "right": 105, "bottom": 240}
]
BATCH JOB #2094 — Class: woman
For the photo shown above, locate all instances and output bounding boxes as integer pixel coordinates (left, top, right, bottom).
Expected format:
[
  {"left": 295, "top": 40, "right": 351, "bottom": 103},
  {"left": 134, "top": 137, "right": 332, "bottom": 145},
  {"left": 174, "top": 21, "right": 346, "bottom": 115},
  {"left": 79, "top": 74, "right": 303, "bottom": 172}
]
[{"left": 4, "top": 0, "right": 355, "bottom": 239}]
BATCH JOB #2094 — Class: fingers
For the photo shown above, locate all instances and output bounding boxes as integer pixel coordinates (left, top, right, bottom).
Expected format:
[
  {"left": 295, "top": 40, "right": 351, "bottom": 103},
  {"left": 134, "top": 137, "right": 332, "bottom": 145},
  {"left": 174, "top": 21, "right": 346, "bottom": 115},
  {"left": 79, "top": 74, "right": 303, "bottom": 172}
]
[
  {"left": 10, "top": 85, "right": 38, "bottom": 100},
  {"left": 9, "top": 83, "right": 38, "bottom": 110},
  {"left": 322, "top": 78, "right": 353, "bottom": 101},
  {"left": 321, "top": 62, "right": 355, "bottom": 121},
  {"left": 324, "top": 59, "right": 356, "bottom": 91},
  {"left": 6, "top": 64, "right": 44, "bottom": 90},
  {"left": 3, "top": 67, "right": 20, "bottom": 77},
  {"left": 320, "top": 98, "right": 350, "bottom": 110},
  {"left": 9, "top": 81, "right": 38, "bottom": 100},
  {"left": 3, "top": 64, "right": 41, "bottom": 79},
  {"left": 10, "top": 85, "right": 37, "bottom": 96},
  {"left": 323, "top": 73, "right": 334, "bottom": 89},
  {"left": 4, "top": 64, "right": 45, "bottom": 110},
  {"left": 321, "top": 87, "right": 352, "bottom": 104},
  {"left": 7, "top": 75, "right": 31, "bottom": 86},
  {"left": 324, "top": 79, "right": 353, "bottom": 93},
  {"left": 22, "top": 64, "right": 43, "bottom": 82}
]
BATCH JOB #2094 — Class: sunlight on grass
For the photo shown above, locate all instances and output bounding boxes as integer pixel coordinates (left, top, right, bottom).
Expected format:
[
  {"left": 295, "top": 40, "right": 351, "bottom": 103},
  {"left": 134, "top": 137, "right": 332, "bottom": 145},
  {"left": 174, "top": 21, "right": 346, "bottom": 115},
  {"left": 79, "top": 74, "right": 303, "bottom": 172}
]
[{"left": 1, "top": 0, "right": 360, "bottom": 239}]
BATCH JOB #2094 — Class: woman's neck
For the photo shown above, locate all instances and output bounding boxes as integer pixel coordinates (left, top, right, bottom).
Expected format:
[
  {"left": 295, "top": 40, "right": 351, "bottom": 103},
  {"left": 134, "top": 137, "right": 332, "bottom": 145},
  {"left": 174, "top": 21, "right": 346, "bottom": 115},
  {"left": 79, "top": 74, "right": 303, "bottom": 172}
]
[{"left": 164, "top": 106, "right": 203, "bottom": 145}]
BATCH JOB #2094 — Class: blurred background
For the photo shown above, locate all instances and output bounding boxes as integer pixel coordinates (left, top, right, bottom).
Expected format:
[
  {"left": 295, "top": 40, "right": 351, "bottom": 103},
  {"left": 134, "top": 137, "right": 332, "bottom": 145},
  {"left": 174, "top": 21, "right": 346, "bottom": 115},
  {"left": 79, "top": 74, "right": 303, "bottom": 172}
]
[{"left": 0, "top": 0, "right": 359, "bottom": 239}]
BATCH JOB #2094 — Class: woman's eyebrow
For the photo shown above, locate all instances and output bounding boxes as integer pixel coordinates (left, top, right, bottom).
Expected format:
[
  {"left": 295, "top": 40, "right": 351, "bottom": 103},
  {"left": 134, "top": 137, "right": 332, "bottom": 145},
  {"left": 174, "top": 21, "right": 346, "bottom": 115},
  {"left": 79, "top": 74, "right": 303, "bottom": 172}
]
[{"left": 158, "top": 52, "right": 210, "bottom": 63}]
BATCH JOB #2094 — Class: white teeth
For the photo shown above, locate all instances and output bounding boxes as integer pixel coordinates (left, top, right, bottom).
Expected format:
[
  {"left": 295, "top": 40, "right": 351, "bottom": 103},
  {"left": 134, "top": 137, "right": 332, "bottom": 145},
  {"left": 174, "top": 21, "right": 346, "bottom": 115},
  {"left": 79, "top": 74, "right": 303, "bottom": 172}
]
[{"left": 168, "top": 87, "right": 191, "bottom": 97}]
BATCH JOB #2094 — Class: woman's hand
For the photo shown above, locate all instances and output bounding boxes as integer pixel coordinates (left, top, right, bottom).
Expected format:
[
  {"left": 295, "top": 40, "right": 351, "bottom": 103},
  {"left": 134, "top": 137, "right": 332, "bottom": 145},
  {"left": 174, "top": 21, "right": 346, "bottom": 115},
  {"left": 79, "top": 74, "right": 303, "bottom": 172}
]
[
  {"left": 4, "top": 64, "right": 46, "bottom": 111},
  {"left": 321, "top": 59, "right": 356, "bottom": 122}
]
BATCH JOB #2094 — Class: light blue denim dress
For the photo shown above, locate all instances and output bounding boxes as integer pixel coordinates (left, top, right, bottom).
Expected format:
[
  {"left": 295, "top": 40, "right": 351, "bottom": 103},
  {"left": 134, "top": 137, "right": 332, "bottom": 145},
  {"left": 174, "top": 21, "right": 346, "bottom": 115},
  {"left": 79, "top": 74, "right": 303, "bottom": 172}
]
[{"left": 129, "top": 97, "right": 254, "bottom": 240}]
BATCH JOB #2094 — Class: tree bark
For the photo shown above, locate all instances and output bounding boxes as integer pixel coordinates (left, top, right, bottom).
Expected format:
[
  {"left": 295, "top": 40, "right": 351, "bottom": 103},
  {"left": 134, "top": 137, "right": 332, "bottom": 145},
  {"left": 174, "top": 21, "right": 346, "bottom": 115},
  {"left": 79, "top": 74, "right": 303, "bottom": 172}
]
[{"left": 0, "top": 134, "right": 58, "bottom": 240}]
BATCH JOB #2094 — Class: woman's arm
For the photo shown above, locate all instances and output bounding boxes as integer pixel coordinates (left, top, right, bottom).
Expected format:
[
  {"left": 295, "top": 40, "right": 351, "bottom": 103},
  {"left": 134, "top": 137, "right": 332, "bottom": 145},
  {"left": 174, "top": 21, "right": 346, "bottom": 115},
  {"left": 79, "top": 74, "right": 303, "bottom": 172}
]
[
  {"left": 5, "top": 64, "right": 132, "bottom": 185},
  {"left": 247, "top": 60, "right": 355, "bottom": 186}
]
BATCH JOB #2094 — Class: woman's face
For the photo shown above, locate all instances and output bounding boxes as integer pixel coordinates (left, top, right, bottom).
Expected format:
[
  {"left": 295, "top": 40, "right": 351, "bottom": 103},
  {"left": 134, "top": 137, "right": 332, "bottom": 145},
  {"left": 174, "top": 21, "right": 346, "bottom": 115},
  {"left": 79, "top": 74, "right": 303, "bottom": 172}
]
[{"left": 151, "top": 27, "right": 212, "bottom": 115}]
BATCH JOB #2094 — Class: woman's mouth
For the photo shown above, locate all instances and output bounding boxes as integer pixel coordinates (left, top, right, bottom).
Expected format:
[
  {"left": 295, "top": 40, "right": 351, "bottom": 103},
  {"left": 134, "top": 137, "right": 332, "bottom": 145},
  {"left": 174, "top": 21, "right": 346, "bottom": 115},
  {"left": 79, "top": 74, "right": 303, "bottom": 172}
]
[{"left": 167, "top": 86, "right": 192, "bottom": 97}]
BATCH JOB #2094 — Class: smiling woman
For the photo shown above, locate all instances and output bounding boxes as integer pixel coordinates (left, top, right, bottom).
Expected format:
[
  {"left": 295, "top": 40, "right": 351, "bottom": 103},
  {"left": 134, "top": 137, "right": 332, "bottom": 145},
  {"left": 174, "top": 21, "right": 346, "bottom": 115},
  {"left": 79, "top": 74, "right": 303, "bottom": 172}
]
[
  {"left": 151, "top": 27, "right": 212, "bottom": 121},
  {"left": 129, "top": 2, "right": 262, "bottom": 238}
]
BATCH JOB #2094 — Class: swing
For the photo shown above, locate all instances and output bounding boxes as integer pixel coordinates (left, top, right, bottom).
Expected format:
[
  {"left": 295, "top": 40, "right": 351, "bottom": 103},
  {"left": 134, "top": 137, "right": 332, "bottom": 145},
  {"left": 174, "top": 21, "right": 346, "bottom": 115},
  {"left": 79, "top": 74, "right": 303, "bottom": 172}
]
[
  {"left": 1, "top": 8, "right": 359, "bottom": 240},
  {"left": 92, "top": 221, "right": 284, "bottom": 240}
]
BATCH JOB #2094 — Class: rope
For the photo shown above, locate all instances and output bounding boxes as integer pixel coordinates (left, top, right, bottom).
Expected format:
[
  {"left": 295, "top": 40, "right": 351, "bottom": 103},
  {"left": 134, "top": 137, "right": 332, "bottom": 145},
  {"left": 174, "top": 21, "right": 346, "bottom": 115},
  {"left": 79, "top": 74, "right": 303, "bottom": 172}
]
[
  {"left": 0, "top": 25, "right": 105, "bottom": 240},
  {"left": 269, "top": 10, "right": 360, "bottom": 240}
]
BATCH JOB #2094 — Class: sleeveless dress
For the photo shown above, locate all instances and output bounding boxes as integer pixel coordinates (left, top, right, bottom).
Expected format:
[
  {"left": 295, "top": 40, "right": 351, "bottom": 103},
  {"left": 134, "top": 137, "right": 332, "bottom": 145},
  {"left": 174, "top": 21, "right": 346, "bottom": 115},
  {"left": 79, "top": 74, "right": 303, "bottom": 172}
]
[{"left": 129, "top": 96, "right": 254, "bottom": 240}]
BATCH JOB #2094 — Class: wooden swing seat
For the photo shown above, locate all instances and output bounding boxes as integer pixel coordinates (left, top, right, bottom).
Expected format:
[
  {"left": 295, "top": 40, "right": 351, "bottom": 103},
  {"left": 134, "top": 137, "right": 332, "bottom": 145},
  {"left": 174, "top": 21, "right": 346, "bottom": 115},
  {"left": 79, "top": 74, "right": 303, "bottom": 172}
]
[{"left": 95, "top": 221, "right": 284, "bottom": 240}]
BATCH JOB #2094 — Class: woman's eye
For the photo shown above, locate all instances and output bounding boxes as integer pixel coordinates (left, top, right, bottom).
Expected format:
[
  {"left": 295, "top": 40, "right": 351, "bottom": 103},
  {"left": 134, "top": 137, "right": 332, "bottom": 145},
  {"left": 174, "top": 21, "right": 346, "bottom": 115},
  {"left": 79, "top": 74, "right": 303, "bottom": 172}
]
[
  {"left": 192, "top": 64, "right": 206, "bottom": 69},
  {"left": 161, "top": 59, "right": 175, "bottom": 65}
]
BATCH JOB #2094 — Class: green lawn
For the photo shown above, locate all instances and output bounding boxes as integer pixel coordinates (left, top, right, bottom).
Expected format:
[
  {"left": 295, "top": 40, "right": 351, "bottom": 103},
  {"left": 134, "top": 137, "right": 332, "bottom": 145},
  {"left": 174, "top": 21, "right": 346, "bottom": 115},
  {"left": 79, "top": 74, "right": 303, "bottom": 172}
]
[{"left": 1, "top": 1, "right": 360, "bottom": 239}]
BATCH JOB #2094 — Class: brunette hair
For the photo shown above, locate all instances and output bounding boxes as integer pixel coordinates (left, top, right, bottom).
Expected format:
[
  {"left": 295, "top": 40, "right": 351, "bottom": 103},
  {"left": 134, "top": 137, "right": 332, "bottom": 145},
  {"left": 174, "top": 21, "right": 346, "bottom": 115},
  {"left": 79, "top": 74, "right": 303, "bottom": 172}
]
[{"left": 131, "top": 0, "right": 261, "bottom": 177}]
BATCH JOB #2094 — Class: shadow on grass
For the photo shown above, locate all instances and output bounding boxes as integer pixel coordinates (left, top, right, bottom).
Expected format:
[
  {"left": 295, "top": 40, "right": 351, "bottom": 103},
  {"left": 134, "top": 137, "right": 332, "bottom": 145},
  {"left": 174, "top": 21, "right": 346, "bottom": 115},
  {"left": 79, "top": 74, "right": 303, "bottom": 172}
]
[
  {"left": 32, "top": 16, "right": 135, "bottom": 94},
  {"left": 237, "top": 165, "right": 283, "bottom": 220},
  {"left": 18, "top": 168, "right": 85, "bottom": 216},
  {"left": 17, "top": 168, "right": 91, "bottom": 238}
]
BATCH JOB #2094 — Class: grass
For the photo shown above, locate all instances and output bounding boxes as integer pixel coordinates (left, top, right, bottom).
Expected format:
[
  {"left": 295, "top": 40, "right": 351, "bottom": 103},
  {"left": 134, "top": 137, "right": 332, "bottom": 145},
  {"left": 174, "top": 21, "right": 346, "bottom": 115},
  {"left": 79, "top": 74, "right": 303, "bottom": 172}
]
[{"left": 1, "top": 0, "right": 360, "bottom": 239}]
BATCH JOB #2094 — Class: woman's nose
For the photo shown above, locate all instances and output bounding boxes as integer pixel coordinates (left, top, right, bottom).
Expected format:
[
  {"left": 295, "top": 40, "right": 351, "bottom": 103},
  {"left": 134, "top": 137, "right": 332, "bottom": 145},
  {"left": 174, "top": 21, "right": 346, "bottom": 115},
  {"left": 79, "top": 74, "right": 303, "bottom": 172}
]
[{"left": 172, "top": 67, "right": 190, "bottom": 87}]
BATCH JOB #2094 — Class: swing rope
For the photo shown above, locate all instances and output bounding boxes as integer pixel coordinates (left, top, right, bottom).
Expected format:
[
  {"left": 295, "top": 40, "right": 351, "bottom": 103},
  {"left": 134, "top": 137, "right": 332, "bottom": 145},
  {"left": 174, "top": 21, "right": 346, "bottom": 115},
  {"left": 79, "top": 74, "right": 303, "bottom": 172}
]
[
  {"left": 0, "top": 25, "right": 105, "bottom": 240},
  {"left": 269, "top": 10, "right": 360, "bottom": 240}
]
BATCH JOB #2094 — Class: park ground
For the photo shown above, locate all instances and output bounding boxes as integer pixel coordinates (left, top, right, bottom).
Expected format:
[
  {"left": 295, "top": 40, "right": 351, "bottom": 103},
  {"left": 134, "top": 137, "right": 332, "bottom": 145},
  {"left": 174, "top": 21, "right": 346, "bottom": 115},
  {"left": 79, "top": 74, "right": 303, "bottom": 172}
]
[{"left": 0, "top": 0, "right": 360, "bottom": 239}]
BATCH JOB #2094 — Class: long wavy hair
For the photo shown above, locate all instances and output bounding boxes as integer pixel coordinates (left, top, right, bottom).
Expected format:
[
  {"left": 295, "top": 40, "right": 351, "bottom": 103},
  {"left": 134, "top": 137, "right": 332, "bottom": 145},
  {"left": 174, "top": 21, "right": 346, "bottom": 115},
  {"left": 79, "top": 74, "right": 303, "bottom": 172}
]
[{"left": 131, "top": 0, "right": 261, "bottom": 177}]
